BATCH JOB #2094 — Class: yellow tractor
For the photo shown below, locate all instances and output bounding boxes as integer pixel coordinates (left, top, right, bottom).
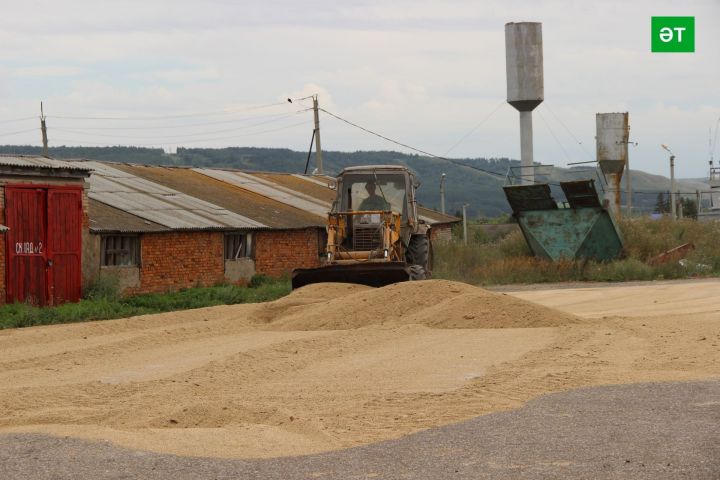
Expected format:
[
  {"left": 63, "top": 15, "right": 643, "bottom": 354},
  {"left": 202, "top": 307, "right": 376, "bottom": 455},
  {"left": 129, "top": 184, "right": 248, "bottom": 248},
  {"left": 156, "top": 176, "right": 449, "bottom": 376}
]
[{"left": 292, "top": 165, "right": 433, "bottom": 289}]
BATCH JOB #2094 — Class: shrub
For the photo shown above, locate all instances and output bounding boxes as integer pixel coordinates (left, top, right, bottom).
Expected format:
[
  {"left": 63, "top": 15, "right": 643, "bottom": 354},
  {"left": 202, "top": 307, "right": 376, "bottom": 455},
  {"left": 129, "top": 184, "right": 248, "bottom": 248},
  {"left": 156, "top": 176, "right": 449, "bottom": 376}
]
[{"left": 433, "top": 217, "right": 720, "bottom": 285}]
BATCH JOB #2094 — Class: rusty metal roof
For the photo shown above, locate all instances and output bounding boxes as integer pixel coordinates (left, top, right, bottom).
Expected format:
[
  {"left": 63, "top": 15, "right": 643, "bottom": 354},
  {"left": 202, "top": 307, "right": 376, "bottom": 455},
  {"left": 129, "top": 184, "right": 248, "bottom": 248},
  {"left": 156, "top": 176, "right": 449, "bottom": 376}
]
[
  {"left": 417, "top": 207, "right": 461, "bottom": 225},
  {"left": 0, "top": 155, "right": 92, "bottom": 173},
  {"left": 79, "top": 161, "right": 266, "bottom": 230},
  {"left": 89, "top": 199, "right": 169, "bottom": 233},
  {"left": 257, "top": 173, "right": 337, "bottom": 204},
  {"left": 112, "top": 165, "right": 326, "bottom": 229},
  {"left": 196, "top": 169, "right": 332, "bottom": 218}
]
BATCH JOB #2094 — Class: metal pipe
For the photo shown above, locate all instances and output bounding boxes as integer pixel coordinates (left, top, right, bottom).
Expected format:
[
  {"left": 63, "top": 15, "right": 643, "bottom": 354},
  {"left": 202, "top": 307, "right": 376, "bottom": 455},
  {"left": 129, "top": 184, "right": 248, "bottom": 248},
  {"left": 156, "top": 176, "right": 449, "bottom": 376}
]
[
  {"left": 440, "top": 173, "right": 446, "bottom": 214},
  {"left": 519, "top": 111, "right": 534, "bottom": 185}
]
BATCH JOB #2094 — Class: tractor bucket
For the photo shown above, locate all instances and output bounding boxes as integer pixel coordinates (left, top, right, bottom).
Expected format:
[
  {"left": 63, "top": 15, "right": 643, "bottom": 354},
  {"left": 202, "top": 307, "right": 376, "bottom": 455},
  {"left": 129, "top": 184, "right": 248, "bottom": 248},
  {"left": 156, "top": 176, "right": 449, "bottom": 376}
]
[
  {"left": 291, "top": 262, "right": 412, "bottom": 290},
  {"left": 503, "top": 180, "right": 624, "bottom": 262}
]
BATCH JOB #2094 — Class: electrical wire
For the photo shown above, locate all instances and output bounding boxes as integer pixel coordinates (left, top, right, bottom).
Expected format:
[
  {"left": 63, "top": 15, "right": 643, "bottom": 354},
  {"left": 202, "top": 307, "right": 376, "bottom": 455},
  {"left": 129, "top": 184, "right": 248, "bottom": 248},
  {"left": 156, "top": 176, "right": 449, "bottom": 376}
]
[
  {"left": 50, "top": 109, "right": 312, "bottom": 131},
  {"left": 541, "top": 103, "right": 596, "bottom": 162},
  {"left": 319, "top": 107, "right": 513, "bottom": 182},
  {"left": 537, "top": 108, "right": 573, "bottom": 164},
  {"left": 319, "top": 107, "right": 710, "bottom": 198},
  {"left": 443, "top": 100, "right": 507, "bottom": 156},
  {"left": 0, "top": 116, "right": 37, "bottom": 125},
  {"left": 51, "top": 112, "right": 308, "bottom": 140},
  {"left": 48, "top": 101, "right": 291, "bottom": 121},
  {"left": 0, "top": 127, "right": 40, "bottom": 137},
  {"left": 51, "top": 120, "right": 310, "bottom": 147}
]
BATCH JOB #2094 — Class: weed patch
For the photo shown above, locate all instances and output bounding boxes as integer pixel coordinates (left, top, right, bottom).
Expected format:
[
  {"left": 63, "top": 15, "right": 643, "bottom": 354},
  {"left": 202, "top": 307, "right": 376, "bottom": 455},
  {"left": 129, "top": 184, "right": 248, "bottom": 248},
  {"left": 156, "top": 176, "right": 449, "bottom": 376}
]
[
  {"left": 434, "top": 218, "right": 720, "bottom": 285},
  {"left": 0, "top": 280, "right": 290, "bottom": 330}
]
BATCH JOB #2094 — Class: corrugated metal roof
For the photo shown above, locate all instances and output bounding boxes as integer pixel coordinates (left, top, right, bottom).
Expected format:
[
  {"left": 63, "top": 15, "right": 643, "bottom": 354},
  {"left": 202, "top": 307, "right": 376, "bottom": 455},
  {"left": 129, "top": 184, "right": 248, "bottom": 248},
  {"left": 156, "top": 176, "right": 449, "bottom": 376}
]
[
  {"left": 89, "top": 199, "right": 169, "bottom": 233},
  {"left": 111, "top": 165, "right": 326, "bottom": 229},
  {"left": 196, "top": 169, "right": 332, "bottom": 218},
  {"left": 417, "top": 207, "right": 461, "bottom": 225},
  {"left": 0, "top": 155, "right": 92, "bottom": 172},
  {"left": 258, "top": 173, "right": 336, "bottom": 204},
  {"left": 80, "top": 161, "right": 266, "bottom": 230}
]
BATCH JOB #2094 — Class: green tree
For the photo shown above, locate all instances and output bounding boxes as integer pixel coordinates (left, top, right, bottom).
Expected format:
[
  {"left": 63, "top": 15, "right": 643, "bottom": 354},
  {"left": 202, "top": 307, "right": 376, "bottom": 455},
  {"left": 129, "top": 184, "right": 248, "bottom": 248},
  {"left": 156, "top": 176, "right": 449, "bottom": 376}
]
[
  {"left": 655, "top": 192, "right": 670, "bottom": 213},
  {"left": 681, "top": 197, "right": 698, "bottom": 219}
]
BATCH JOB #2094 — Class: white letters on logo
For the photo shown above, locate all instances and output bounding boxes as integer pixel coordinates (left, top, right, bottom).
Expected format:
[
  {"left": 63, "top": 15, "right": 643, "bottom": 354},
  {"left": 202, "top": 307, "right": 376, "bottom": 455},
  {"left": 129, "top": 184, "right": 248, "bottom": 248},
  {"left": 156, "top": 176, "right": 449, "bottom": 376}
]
[
  {"left": 673, "top": 27, "right": 685, "bottom": 42},
  {"left": 659, "top": 27, "right": 673, "bottom": 42}
]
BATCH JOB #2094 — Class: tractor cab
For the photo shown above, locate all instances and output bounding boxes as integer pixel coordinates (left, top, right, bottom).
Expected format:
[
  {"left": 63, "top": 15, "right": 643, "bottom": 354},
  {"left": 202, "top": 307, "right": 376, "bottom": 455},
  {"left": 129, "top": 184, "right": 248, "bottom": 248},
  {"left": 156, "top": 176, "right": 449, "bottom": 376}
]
[
  {"left": 291, "top": 165, "right": 430, "bottom": 289},
  {"left": 333, "top": 166, "right": 419, "bottom": 246}
]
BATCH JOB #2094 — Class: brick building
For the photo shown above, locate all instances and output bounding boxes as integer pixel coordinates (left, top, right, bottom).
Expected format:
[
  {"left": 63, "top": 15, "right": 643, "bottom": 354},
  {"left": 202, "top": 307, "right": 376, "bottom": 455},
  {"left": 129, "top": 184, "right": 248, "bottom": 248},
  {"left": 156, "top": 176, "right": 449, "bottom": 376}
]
[{"left": 0, "top": 155, "right": 459, "bottom": 303}]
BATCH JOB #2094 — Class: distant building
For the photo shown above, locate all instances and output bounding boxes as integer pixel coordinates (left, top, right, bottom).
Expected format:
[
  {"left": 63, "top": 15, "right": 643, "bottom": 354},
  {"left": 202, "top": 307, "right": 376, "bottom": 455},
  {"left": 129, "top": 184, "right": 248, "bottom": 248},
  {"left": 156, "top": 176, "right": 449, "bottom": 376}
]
[{"left": 0, "top": 155, "right": 459, "bottom": 304}]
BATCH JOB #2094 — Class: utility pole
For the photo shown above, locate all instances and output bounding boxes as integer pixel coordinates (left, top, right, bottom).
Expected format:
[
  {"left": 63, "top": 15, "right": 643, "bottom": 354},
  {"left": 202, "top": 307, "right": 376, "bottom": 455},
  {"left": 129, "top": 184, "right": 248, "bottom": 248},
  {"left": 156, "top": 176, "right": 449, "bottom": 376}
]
[
  {"left": 40, "top": 102, "right": 49, "bottom": 157},
  {"left": 440, "top": 173, "right": 446, "bottom": 214},
  {"left": 625, "top": 158, "right": 632, "bottom": 215},
  {"left": 662, "top": 144, "right": 677, "bottom": 220},
  {"left": 670, "top": 156, "right": 677, "bottom": 220},
  {"left": 312, "top": 95, "right": 323, "bottom": 175},
  {"left": 462, "top": 204, "right": 469, "bottom": 245}
]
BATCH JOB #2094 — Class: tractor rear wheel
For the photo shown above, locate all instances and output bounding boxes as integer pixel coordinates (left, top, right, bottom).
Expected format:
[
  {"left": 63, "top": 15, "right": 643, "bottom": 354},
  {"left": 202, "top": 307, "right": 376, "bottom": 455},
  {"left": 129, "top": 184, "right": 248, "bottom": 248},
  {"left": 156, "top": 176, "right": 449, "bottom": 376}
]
[{"left": 406, "top": 234, "right": 432, "bottom": 278}]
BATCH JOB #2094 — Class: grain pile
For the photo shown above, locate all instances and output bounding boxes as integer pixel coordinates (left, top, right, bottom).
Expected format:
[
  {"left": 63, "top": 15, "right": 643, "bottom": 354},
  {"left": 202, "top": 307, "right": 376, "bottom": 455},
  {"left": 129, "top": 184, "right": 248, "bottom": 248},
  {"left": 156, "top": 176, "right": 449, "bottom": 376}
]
[
  {"left": 253, "top": 280, "right": 581, "bottom": 330},
  {"left": 0, "top": 279, "right": 719, "bottom": 459}
]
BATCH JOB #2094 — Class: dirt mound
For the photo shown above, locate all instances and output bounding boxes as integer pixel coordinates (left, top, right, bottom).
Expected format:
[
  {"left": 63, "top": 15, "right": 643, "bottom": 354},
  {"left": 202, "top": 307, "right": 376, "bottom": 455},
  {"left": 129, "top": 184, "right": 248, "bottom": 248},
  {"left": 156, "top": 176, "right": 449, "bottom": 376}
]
[
  {"left": 260, "top": 280, "right": 581, "bottom": 330},
  {"left": 249, "top": 283, "right": 371, "bottom": 324}
]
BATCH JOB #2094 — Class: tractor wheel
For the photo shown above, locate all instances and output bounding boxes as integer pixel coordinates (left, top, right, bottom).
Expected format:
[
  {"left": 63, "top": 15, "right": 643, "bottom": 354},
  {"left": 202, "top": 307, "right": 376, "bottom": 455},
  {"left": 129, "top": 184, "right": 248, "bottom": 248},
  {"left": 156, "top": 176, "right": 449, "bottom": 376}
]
[
  {"left": 408, "top": 265, "right": 427, "bottom": 280},
  {"left": 406, "top": 234, "right": 432, "bottom": 278}
]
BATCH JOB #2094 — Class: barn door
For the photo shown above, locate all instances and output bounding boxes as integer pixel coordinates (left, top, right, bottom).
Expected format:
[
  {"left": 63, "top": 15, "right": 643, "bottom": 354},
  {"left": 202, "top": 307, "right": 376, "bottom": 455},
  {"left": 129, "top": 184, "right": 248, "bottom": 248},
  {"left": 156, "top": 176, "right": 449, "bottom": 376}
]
[
  {"left": 5, "top": 188, "right": 48, "bottom": 305},
  {"left": 47, "top": 189, "right": 82, "bottom": 304}
]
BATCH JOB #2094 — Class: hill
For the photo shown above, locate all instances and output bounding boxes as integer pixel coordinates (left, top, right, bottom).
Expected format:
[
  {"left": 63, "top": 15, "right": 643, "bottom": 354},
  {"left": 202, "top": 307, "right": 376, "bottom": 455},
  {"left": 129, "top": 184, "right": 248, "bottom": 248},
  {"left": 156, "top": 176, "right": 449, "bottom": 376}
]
[{"left": 0, "top": 145, "right": 707, "bottom": 218}]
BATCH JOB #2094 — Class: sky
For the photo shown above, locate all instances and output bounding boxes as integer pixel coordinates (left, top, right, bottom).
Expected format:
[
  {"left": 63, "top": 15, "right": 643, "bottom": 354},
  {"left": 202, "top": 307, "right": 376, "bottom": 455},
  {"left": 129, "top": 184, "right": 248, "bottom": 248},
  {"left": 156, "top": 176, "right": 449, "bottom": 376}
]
[{"left": 0, "top": 0, "right": 718, "bottom": 178}]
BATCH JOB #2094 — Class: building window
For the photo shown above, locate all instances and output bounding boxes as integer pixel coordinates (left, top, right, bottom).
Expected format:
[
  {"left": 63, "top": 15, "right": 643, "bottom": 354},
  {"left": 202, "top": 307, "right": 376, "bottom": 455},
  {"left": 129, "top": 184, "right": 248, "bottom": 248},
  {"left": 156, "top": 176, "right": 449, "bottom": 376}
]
[
  {"left": 101, "top": 235, "right": 140, "bottom": 266},
  {"left": 225, "top": 232, "right": 253, "bottom": 260}
]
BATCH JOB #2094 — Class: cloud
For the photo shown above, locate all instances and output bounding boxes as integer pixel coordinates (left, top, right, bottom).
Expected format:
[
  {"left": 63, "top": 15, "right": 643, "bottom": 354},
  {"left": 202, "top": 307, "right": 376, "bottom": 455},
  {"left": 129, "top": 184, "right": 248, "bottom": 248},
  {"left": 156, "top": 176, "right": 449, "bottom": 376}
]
[{"left": 0, "top": 0, "right": 717, "bottom": 176}]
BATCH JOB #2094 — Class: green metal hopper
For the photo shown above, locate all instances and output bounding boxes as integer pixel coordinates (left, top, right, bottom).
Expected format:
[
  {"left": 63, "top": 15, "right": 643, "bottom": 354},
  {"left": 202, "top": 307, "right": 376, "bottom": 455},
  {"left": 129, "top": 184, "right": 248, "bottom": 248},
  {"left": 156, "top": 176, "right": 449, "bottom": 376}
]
[{"left": 503, "top": 180, "right": 624, "bottom": 262}]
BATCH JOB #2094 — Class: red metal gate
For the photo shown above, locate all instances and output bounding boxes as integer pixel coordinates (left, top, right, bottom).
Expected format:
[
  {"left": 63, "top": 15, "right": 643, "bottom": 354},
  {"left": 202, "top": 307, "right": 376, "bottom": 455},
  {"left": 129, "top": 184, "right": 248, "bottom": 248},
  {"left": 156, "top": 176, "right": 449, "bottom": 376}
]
[
  {"left": 5, "top": 186, "right": 82, "bottom": 306},
  {"left": 5, "top": 188, "right": 47, "bottom": 305},
  {"left": 47, "top": 189, "right": 82, "bottom": 304}
]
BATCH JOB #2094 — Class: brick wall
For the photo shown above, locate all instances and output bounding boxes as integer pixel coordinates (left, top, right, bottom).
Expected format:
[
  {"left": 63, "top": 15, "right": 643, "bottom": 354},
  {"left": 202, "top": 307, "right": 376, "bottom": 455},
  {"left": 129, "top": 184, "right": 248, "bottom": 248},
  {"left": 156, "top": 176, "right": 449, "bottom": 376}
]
[
  {"left": 132, "top": 231, "right": 225, "bottom": 294},
  {"left": 255, "top": 228, "right": 322, "bottom": 277},
  {"left": 430, "top": 224, "right": 454, "bottom": 244}
]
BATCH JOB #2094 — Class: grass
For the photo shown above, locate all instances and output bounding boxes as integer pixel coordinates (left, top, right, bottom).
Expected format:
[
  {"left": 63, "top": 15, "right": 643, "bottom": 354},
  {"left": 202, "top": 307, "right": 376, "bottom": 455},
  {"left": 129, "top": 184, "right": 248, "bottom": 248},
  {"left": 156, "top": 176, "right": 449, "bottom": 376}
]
[
  {"left": 0, "top": 275, "right": 290, "bottom": 330},
  {"left": 434, "top": 217, "right": 720, "bottom": 286}
]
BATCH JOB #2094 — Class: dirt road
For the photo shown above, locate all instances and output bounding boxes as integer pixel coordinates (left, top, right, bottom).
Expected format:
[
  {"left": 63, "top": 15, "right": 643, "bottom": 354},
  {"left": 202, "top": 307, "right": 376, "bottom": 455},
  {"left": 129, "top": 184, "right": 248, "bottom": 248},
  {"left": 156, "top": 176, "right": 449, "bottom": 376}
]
[{"left": 0, "top": 279, "right": 718, "bottom": 458}]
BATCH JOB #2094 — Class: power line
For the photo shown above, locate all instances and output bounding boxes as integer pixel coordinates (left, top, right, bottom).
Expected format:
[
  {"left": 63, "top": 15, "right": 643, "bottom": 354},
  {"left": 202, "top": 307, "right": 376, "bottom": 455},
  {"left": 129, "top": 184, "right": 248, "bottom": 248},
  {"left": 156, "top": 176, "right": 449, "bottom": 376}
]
[
  {"left": 319, "top": 107, "right": 513, "bottom": 182},
  {"left": 51, "top": 120, "right": 310, "bottom": 147},
  {"left": 0, "top": 127, "right": 40, "bottom": 137},
  {"left": 51, "top": 112, "right": 308, "bottom": 140},
  {"left": 0, "top": 116, "right": 37, "bottom": 125},
  {"left": 50, "top": 109, "right": 311, "bottom": 130},
  {"left": 537, "top": 108, "right": 572, "bottom": 164},
  {"left": 541, "top": 103, "right": 595, "bottom": 162},
  {"left": 443, "top": 100, "right": 507, "bottom": 156},
  {"left": 48, "top": 101, "right": 291, "bottom": 121}
]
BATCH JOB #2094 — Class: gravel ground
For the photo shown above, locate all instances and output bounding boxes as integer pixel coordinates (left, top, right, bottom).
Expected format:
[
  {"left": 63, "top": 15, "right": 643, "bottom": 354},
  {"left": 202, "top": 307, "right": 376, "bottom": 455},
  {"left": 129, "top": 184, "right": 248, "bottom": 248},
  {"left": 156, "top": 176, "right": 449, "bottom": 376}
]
[{"left": 2, "top": 379, "right": 718, "bottom": 480}]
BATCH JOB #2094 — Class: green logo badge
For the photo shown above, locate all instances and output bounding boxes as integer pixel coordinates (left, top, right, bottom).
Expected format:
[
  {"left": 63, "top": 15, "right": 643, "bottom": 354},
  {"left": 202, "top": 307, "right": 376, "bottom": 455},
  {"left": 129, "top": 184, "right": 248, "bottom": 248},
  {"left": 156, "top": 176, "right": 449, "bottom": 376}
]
[{"left": 652, "top": 16, "right": 695, "bottom": 52}]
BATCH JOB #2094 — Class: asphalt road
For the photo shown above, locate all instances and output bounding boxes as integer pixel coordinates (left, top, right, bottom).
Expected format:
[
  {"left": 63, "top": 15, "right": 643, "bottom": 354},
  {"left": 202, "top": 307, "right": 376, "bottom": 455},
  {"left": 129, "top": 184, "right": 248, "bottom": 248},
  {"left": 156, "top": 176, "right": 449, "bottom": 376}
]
[{"left": 1, "top": 380, "right": 718, "bottom": 479}]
